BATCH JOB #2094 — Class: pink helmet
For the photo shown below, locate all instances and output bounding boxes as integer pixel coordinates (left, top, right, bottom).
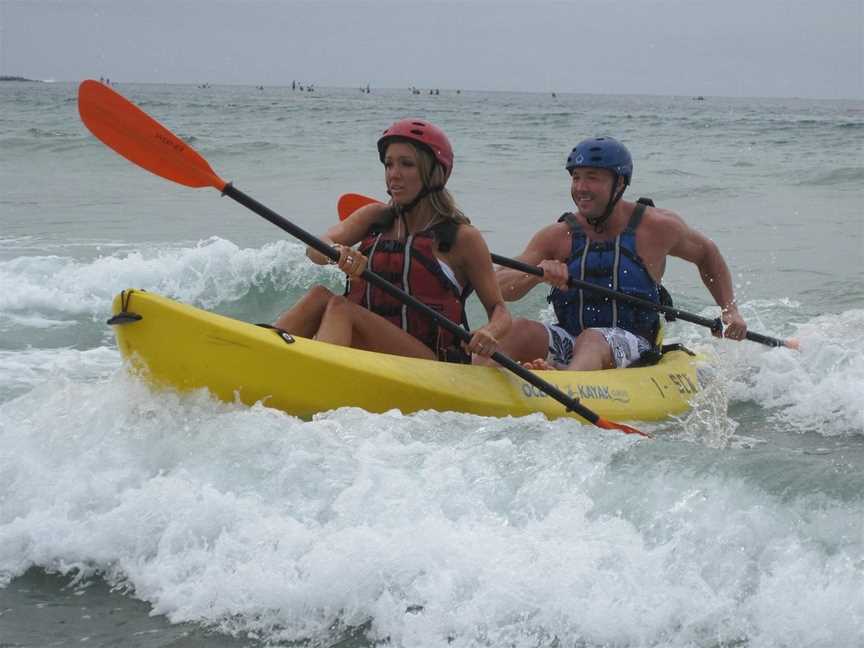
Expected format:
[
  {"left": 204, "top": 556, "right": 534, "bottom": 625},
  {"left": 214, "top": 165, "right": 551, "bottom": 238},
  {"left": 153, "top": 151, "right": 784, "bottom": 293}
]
[{"left": 377, "top": 119, "right": 454, "bottom": 181}]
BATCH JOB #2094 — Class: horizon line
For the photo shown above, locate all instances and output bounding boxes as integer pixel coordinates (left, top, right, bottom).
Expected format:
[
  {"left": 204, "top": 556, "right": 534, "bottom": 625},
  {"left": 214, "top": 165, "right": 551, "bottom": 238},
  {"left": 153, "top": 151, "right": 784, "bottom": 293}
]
[{"left": 2, "top": 76, "right": 861, "bottom": 102}]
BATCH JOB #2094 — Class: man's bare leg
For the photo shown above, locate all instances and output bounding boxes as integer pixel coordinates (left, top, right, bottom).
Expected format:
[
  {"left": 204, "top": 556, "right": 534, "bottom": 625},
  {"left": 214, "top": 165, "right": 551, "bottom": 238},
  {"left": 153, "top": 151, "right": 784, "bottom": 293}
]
[
  {"left": 523, "top": 329, "right": 613, "bottom": 371},
  {"left": 472, "top": 318, "right": 549, "bottom": 367},
  {"left": 566, "top": 329, "right": 614, "bottom": 370}
]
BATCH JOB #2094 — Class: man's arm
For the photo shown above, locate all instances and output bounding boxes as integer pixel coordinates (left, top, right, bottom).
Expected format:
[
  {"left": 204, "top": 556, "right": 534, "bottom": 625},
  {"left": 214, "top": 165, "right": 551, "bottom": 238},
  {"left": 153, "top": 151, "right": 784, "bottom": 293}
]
[
  {"left": 496, "top": 223, "right": 571, "bottom": 301},
  {"left": 668, "top": 217, "right": 748, "bottom": 339}
]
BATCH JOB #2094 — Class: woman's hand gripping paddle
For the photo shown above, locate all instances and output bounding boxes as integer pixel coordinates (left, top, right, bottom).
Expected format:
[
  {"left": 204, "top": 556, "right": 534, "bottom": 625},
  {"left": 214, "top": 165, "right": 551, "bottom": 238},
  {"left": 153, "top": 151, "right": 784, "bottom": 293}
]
[
  {"left": 78, "top": 80, "right": 647, "bottom": 438},
  {"left": 338, "top": 193, "right": 800, "bottom": 351}
]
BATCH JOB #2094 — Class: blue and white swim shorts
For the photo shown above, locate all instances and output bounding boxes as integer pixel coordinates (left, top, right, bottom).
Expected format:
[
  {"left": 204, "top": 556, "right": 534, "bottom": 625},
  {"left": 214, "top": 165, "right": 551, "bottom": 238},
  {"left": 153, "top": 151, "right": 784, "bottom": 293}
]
[{"left": 543, "top": 324, "right": 651, "bottom": 369}]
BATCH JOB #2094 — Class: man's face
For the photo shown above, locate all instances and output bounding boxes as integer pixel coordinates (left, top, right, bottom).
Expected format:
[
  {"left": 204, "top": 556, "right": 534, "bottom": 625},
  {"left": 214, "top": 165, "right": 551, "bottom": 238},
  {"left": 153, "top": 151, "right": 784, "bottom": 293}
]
[{"left": 570, "top": 167, "right": 617, "bottom": 218}]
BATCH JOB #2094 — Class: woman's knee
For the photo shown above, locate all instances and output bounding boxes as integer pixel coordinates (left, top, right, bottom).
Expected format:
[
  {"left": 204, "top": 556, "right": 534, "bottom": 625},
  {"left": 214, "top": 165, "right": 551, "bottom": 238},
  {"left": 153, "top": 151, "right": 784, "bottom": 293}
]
[
  {"left": 322, "top": 294, "right": 353, "bottom": 317},
  {"left": 308, "top": 284, "right": 335, "bottom": 303},
  {"left": 274, "top": 285, "right": 336, "bottom": 330}
]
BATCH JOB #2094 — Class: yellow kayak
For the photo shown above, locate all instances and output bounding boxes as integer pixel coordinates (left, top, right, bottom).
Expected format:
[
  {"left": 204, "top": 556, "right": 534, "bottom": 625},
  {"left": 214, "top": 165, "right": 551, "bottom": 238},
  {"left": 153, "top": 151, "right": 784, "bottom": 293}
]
[{"left": 110, "top": 290, "right": 703, "bottom": 423}]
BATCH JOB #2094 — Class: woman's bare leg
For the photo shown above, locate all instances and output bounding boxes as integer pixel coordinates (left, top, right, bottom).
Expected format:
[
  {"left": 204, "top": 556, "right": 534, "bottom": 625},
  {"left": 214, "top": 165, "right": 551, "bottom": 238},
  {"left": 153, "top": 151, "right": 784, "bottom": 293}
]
[
  {"left": 316, "top": 296, "right": 436, "bottom": 359},
  {"left": 273, "top": 285, "right": 335, "bottom": 337}
]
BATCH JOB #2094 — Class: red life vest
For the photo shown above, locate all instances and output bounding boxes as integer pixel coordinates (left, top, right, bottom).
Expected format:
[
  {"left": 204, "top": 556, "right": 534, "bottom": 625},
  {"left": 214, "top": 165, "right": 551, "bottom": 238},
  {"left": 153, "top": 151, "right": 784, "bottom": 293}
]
[{"left": 345, "top": 217, "right": 472, "bottom": 363}]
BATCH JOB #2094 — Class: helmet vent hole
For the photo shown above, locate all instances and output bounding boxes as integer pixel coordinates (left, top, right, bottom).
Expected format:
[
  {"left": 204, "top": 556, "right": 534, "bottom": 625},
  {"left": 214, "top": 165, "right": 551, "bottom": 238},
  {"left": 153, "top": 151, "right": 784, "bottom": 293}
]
[{"left": 409, "top": 128, "right": 424, "bottom": 136}]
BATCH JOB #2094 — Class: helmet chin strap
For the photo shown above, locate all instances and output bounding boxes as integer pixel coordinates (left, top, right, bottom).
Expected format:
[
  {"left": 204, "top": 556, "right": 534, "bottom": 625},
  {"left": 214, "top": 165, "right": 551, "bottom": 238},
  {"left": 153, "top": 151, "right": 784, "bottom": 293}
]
[
  {"left": 388, "top": 184, "right": 444, "bottom": 215},
  {"left": 585, "top": 176, "right": 626, "bottom": 233}
]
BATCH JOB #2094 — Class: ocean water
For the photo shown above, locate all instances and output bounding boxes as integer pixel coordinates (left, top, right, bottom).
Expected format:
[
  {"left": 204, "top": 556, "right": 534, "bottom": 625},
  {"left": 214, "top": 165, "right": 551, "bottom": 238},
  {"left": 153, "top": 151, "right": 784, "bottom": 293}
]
[{"left": 0, "top": 81, "right": 862, "bottom": 647}]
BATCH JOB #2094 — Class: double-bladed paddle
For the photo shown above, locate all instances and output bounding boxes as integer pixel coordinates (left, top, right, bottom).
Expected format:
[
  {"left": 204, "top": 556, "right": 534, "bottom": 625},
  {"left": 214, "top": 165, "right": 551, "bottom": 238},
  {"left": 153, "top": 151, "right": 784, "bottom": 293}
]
[
  {"left": 77, "top": 79, "right": 646, "bottom": 437},
  {"left": 337, "top": 193, "right": 800, "bottom": 350}
]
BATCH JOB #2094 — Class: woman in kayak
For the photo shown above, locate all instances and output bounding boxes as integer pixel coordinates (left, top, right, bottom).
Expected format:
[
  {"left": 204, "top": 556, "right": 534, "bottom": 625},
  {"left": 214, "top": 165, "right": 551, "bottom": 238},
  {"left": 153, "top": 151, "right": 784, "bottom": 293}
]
[{"left": 273, "top": 119, "right": 511, "bottom": 362}]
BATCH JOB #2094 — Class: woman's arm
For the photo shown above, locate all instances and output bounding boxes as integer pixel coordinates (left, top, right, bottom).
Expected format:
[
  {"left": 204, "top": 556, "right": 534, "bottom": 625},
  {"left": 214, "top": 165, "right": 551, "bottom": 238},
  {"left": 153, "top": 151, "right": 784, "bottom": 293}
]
[
  {"left": 453, "top": 225, "right": 512, "bottom": 356},
  {"left": 306, "top": 202, "right": 389, "bottom": 265}
]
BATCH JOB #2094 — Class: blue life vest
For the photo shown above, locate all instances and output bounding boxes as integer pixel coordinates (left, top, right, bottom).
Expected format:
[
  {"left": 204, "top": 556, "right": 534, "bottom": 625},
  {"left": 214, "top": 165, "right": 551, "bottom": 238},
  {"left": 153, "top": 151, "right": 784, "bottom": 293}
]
[{"left": 549, "top": 201, "right": 660, "bottom": 341}]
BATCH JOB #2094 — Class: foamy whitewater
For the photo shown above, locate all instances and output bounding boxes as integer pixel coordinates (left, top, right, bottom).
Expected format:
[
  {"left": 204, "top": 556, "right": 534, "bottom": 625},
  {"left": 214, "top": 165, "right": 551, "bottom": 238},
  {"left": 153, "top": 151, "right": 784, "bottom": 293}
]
[{"left": 0, "top": 82, "right": 862, "bottom": 647}]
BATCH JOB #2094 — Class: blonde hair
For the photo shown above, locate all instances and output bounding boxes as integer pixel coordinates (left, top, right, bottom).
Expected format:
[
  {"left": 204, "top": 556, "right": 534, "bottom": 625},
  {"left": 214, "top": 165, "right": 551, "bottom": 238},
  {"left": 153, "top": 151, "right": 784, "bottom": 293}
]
[{"left": 390, "top": 141, "right": 470, "bottom": 225}]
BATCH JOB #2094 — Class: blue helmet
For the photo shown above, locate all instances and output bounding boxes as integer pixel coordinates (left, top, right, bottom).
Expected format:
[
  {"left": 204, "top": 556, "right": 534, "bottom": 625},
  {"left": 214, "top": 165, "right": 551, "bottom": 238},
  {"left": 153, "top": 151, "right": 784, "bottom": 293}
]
[{"left": 565, "top": 137, "right": 633, "bottom": 186}]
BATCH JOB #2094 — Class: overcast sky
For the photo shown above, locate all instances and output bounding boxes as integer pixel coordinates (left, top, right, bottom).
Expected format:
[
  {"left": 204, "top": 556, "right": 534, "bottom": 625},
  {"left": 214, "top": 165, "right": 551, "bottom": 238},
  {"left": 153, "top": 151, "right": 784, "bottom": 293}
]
[{"left": 2, "top": 0, "right": 861, "bottom": 99}]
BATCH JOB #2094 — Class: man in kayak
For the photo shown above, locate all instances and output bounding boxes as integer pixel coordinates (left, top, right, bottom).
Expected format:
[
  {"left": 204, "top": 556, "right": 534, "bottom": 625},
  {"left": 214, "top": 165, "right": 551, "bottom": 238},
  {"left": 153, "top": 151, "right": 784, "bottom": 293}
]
[
  {"left": 274, "top": 119, "right": 511, "bottom": 362},
  {"left": 478, "top": 136, "right": 747, "bottom": 371}
]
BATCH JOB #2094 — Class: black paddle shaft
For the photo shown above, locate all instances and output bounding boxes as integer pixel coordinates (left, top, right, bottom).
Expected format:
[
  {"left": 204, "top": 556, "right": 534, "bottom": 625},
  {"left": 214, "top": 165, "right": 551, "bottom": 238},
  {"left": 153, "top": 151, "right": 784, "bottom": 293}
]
[
  {"left": 491, "top": 254, "right": 788, "bottom": 348},
  {"left": 222, "top": 184, "right": 600, "bottom": 424}
]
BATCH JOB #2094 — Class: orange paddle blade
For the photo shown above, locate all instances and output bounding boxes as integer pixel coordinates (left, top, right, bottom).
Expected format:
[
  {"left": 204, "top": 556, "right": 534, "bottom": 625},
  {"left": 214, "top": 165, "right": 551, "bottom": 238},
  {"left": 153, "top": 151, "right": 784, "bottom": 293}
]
[
  {"left": 78, "top": 79, "right": 227, "bottom": 191},
  {"left": 596, "top": 418, "right": 652, "bottom": 439},
  {"left": 337, "top": 193, "right": 383, "bottom": 220}
]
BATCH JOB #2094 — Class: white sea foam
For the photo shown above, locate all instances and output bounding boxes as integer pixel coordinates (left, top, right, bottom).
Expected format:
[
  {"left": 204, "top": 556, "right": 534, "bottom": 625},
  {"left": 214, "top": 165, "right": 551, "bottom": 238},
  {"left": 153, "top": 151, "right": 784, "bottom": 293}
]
[
  {"left": 0, "top": 374, "right": 860, "bottom": 647},
  {"left": 649, "top": 299, "right": 864, "bottom": 436},
  {"left": 0, "top": 237, "right": 340, "bottom": 317},
  {"left": 0, "top": 347, "right": 120, "bottom": 398},
  {"left": 731, "top": 309, "right": 864, "bottom": 435},
  {"left": 0, "top": 313, "right": 77, "bottom": 329}
]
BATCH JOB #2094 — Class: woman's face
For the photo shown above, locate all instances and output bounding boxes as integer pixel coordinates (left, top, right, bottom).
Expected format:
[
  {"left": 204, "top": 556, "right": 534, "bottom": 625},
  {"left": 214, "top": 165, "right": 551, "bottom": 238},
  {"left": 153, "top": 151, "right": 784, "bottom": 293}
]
[{"left": 383, "top": 141, "right": 423, "bottom": 205}]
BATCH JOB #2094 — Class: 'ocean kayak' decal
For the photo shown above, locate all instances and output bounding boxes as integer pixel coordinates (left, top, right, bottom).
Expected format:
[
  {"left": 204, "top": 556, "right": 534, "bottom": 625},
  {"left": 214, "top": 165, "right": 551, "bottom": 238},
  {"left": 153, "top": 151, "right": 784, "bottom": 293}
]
[{"left": 521, "top": 382, "right": 631, "bottom": 404}]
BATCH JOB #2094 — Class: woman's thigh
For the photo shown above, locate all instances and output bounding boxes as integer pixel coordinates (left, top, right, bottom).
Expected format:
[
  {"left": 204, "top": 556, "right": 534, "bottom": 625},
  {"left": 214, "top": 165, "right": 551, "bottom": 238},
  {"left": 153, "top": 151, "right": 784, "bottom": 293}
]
[{"left": 327, "top": 298, "right": 437, "bottom": 360}]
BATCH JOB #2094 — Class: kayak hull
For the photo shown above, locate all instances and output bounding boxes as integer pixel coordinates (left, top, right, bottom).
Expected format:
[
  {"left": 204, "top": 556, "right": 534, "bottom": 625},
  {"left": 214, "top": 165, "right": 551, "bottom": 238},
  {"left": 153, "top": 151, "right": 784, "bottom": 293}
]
[{"left": 111, "top": 290, "right": 703, "bottom": 422}]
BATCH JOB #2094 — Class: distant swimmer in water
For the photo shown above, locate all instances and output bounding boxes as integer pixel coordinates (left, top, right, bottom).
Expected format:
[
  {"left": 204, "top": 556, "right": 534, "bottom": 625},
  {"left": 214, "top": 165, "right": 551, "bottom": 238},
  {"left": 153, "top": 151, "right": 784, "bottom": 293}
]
[
  {"left": 475, "top": 137, "right": 748, "bottom": 371},
  {"left": 273, "top": 119, "right": 511, "bottom": 362}
]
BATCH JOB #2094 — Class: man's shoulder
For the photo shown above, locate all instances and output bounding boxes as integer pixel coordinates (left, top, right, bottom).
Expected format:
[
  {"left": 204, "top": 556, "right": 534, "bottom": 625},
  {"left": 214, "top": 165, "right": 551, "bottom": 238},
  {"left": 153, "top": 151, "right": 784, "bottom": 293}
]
[
  {"left": 633, "top": 204, "right": 691, "bottom": 253},
  {"left": 522, "top": 220, "right": 574, "bottom": 260},
  {"left": 638, "top": 203, "right": 686, "bottom": 230},
  {"left": 531, "top": 217, "right": 574, "bottom": 236},
  {"left": 538, "top": 219, "right": 576, "bottom": 243}
]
